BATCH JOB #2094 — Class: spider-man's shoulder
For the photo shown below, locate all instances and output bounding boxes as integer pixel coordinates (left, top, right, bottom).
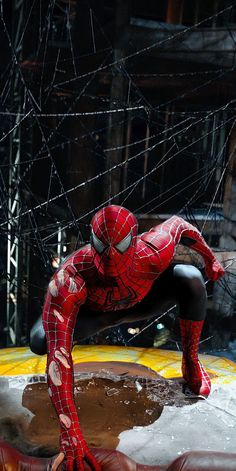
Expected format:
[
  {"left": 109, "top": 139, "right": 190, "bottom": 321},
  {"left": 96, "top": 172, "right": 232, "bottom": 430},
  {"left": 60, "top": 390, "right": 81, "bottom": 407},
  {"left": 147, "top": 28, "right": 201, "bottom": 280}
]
[
  {"left": 60, "top": 244, "right": 95, "bottom": 275},
  {"left": 135, "top": 235, "right": 155, "bottom": 257}
]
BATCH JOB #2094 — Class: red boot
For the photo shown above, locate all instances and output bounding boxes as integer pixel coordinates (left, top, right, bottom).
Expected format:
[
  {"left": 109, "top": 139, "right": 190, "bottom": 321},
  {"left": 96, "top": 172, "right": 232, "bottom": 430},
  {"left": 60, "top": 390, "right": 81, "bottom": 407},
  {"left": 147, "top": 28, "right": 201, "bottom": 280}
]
[{"left": 179, "top": 318, "right": 211, "bottom": 396}]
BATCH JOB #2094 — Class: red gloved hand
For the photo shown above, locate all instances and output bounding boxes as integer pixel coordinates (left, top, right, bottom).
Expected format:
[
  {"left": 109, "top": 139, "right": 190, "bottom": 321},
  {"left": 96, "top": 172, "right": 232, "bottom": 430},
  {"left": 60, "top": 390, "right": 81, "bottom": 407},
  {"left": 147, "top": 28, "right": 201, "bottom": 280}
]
[
  {"left": 205, "top": 258, "right": 225, "bottom": 281},
  {"left": 52, "top": 432, "right": 101, "bottom": 471}
]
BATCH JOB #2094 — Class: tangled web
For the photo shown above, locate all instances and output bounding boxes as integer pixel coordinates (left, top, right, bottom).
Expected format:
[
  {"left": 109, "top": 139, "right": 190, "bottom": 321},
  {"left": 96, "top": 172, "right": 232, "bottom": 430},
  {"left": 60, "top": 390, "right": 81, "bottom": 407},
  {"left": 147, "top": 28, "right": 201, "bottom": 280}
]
[{"left": 0, "top": 0, "right": 236, "bottom": 352}]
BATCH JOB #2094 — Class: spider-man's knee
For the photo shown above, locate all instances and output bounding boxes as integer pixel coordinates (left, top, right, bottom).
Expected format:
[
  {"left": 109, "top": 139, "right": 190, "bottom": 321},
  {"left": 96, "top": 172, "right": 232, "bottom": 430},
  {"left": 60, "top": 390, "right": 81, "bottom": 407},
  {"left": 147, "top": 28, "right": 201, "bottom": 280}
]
[
  {"left": 173, "top": 264, "right": 206, "bottom": 301},
  {"left": 29, "top": 315, "right": 47, "bottom": 355}
]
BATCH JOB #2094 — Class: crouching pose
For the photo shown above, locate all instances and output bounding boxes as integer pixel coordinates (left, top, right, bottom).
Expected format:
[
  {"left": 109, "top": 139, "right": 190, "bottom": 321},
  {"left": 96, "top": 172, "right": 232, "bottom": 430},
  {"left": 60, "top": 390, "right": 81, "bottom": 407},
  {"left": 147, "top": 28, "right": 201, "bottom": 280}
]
[{"left": 30, "top": 205, "right": 224, "bottom": 471}]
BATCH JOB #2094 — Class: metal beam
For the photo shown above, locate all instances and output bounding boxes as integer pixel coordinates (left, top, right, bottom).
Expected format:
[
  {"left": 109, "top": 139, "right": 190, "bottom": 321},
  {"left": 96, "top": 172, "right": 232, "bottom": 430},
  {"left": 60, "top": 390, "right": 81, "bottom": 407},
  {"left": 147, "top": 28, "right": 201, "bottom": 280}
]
[
  {"left": 6, "top": 0, "right": 24, "bottom": 346},
  {"left": 126, "top": 24, "right": 236, "bottom": 68}
]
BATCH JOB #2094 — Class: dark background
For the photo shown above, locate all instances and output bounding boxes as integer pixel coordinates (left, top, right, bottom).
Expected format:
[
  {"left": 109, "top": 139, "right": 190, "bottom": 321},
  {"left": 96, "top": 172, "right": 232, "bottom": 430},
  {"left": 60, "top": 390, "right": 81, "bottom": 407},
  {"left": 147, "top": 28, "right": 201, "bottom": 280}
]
[{"left": 0, "top": 0, "right": 236, "bottom": 358}]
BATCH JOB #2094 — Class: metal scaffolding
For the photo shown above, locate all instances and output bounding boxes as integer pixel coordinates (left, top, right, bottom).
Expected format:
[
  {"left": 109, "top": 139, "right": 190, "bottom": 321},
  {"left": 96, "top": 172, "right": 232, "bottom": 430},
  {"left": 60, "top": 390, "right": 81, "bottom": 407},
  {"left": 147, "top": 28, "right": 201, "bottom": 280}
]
[{"left": 6, "top": 0, "right": 25, "bottom": 346}]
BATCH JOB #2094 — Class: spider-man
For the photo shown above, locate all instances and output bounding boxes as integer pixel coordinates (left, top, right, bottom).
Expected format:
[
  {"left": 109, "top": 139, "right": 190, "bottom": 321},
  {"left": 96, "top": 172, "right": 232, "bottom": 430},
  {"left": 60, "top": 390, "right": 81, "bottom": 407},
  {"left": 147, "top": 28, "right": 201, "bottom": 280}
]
[{"left": 30, "top": 205, "right": 225, "bottom": 471}]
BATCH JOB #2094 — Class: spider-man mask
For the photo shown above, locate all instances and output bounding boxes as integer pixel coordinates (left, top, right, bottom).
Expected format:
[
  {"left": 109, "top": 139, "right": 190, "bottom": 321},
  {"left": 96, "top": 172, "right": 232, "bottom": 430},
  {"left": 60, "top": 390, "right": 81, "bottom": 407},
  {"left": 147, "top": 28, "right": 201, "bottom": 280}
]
[{"left": 91, "top": 205, "right": 138, "bottom": 277}]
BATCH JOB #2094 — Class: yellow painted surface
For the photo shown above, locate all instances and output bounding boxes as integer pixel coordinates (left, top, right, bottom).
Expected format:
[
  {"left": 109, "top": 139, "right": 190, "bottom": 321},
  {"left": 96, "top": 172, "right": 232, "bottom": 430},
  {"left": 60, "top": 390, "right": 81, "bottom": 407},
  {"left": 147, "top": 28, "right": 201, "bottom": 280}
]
[{"left": 0, "top": 345, "right": 236, "bottom": 385}]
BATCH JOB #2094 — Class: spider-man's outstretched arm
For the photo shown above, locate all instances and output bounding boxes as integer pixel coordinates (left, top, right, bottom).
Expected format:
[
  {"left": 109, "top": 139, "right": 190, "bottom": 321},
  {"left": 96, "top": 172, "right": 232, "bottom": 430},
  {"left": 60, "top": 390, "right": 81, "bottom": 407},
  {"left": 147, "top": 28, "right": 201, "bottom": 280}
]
[
  {"left": 157, "top": 216, "right": 225, "bottom": 280},
  {"left": 42, "top": 268, "right": 101, "bottom": 471}
]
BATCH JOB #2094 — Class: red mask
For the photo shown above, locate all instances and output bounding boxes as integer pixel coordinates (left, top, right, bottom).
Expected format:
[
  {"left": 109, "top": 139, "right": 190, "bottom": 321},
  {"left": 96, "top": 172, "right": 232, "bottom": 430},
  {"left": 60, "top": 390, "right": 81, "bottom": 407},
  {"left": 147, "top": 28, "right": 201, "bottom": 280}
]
[{"left": 91, "top": 205, "right": 138, "bottom": 277}]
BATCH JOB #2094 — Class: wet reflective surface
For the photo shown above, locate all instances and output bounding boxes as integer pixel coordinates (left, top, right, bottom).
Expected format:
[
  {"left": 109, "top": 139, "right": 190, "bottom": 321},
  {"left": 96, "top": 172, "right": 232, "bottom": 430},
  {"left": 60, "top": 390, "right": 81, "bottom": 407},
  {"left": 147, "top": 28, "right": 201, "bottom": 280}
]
[
  {"left": 1, "top": 350, "right": 236, "bottom": 465},
  {"left": 0, "top": 363, "right": 193, "bottom": 457}
]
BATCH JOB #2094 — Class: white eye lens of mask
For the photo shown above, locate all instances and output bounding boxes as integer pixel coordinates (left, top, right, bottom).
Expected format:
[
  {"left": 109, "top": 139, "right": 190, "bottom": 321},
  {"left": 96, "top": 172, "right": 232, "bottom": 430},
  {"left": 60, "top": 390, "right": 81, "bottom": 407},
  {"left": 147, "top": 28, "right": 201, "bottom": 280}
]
[
  {"left": 91, "top": 231, "right": 107, "bottom": 254},
  {"left": 115, "top": 232, "right": 132, "bottom": 253}
]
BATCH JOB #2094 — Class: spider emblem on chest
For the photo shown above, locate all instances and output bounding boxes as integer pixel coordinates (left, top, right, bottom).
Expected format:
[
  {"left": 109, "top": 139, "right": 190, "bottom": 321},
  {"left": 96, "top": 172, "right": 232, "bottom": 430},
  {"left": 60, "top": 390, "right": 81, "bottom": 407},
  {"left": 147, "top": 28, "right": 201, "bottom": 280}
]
[{"left": 104, "top": 286, "right": 137, "bottom": 309}]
